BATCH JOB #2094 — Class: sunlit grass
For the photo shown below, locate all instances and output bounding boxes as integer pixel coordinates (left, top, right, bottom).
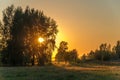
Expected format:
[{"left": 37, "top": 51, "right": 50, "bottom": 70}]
[{"left": 0, "top": 62, "right": 120, "bottom": 80}]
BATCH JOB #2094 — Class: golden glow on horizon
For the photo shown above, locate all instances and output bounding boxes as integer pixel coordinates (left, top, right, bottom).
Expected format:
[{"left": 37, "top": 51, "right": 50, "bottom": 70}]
[{"left": 38, "top": 37, "right": 44, "bottom": 43}]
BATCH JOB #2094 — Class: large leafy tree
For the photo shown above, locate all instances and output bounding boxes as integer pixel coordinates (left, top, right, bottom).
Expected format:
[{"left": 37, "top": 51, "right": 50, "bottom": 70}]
[{"left": 0, "top": 5, "right": 58, "bottom": 66}]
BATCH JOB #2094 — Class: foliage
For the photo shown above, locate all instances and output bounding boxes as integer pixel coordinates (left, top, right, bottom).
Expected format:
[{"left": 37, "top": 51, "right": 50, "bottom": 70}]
[
  {"left": 0, "top": 5, "right": 58, "bottom": 66},
  {"left": 81, "top": 54, "right": 86, "bottom": 62},
  {"left": 87, "top": 50, "right": 95, "bottom": 60},
  {"left": 82, "top": 41, "right": 120, "bottom": 62},
  {"left": 55, "top": 41, "right": 68, "bottom": 62},
  {"left": 115, "top": 41, "right": 120, "bottom": 58},
  {"left": 64, "top": 49, "right": 78, "bottom": 63},
  {"left": 86, "top": 43, "right": 112, "bottom": 61},
  {"left": 55, "top": 41, "right": 78, "bottom": 63}
]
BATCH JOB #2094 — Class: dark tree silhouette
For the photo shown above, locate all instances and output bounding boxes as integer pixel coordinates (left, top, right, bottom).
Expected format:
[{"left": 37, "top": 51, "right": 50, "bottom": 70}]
[
  {"left": 0, "top": 21, "right": 3, "bottom": 49},
  {"left": 0, "top": 5, "right": 58, "bottom": 66},
  {"left": 87, "top": 50, "right": 95, "bottom": 60},
  {"left": 86, "top": 43, "right": 111, "bottom": 61},
  {"left": 64, "top": 49, "right": 78, "bottom": 63},
  {"left": 99, "top": 43, "right": 110, "bottom": 61},
  {"left": 81, "top": 54, "right": 86, "bottom": 62},
  {"left": 111, "top": 46, "right": 119, "bottom": 60},
  {"left": 55, "top": 41, "right": 68, "bottom": 62},
  {"left": 94, "top": 43, "right": 111, "bottom": 61},
  {"left": 115, "top": 41, "right": 120, "bottom": 58},
  {"left": 55, "top": 41, "right": 78, "bottom": 63}
]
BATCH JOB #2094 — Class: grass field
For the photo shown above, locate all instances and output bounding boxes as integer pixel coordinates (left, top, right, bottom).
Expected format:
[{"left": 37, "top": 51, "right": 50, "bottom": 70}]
[{"left": 0, "top": 62, "right": 120, "bottom": 80}]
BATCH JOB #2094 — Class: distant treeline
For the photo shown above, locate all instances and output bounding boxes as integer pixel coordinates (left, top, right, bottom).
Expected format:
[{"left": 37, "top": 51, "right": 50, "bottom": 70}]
[
  {"left": 81, "top": 41, "right": 120, "bottom": 62},
  {"left": 55, "top": 41, "right": 120, "bottom": 63}
]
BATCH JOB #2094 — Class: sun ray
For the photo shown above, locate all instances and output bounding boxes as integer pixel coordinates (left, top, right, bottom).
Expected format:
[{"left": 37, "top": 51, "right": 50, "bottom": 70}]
[{"left": 38, "top": 37, "right": 44, "bottom": 43}]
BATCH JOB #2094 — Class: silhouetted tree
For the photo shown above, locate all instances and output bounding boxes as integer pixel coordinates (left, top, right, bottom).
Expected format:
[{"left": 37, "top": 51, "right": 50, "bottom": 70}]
[
  {"left": 0, "top": 5, "right": 58, "bottom": 66},
  {"left": 87, "top": 50, "right": 95, "bottom": 60},
  {"left": 0, "top": 21, "right": 3, "bottom": 49},
  {"left": 115, "top": 41, "right": 120, "bottom": 58},
  {"left": 0, "top": 5, "right": 15, "bottom": 65},
  {"left": 55, "top": 41, "right": 68, "bottom": 62},
  {"left": 64, "top": 49, "right": 78, "bottom": 63},
  {"left": 81, "top": 54, "right": 86, "bottom": 62},
  {"left": 55, "top": 41, "right": 78, "bottom": 64},
  {"left": 86, "top": 43, "right": 112, "bottom": 61},
  {"left": 111, "top": 46, "right": 119, "bottom": 60},
  {"left": 96, "top": 43, "right": 111, "bottom": 61},
  {"left": 69, "top": 49, "right": 78, "bottom": 62}
]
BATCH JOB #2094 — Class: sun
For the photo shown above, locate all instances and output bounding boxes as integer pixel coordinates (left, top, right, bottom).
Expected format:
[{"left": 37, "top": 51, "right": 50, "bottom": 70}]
[{"left": 38, "top": 37, "right": 44, "bottom": 43}]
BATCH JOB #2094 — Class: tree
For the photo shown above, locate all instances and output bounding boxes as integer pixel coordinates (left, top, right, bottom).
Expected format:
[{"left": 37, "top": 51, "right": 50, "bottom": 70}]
[
  {"left": 64, "top": 49, "right": 78, "bottom": 63},
  {"left": 96, "top": 43, "right": 111, "bottom": 61},
  {"left": 86, "top": 43, "right": 111, "bottom": 61},
  {"left": 115, "top": 41, "right": 120, "bottom": 58},
  {"left": 87, "top": 50, "right": 95, "bottom": 60},
  {"left": 69, "top": 49, "right": 78, "bottom": 62},
  {"left": 0, "top": 5, "right": 15, "bottom": 65},
  {"left": 111, "top": 46, "right": 119, "bottom": 60},
  {"left": 55, "top": 41, "right": 68, "bottom": 62},
  {"left": 55, "top": 41, "right": 78, "bottom": 64},
  {"left": 81, "top": 54, "right": 86, "bottom": 62},
  {"left": 0, "top": 5, "right": 58, "bottom": 66},
  {"left": 0, "top": 21, "right": 3, "bottom": 49}
]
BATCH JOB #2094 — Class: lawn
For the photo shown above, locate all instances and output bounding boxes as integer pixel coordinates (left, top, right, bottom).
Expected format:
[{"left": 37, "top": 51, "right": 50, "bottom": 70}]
[{"left": 0, "top": 62, "right": 120, "bottom": 80}]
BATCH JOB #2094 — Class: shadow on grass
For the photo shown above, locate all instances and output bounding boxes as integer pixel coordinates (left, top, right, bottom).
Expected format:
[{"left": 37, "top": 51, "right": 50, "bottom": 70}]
[{"left": 0, "top": 64, "right": 119, "bottom": 80}]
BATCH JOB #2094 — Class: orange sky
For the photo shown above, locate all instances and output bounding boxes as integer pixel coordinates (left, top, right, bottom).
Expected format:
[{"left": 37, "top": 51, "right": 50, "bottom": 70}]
[{"left": 1, "top": 0, "right": 120, "bottom": 57}]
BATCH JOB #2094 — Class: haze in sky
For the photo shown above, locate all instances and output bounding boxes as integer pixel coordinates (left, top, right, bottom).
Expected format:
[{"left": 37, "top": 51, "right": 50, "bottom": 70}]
[{"left": 0, "top": 0, "right": 120, "bottom": 56}]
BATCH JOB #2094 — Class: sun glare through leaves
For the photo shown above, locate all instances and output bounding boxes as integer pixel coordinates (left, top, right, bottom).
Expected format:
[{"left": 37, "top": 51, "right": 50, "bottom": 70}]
[{"left": 38, "top": 37, "right": 44, "bottom": 43}]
